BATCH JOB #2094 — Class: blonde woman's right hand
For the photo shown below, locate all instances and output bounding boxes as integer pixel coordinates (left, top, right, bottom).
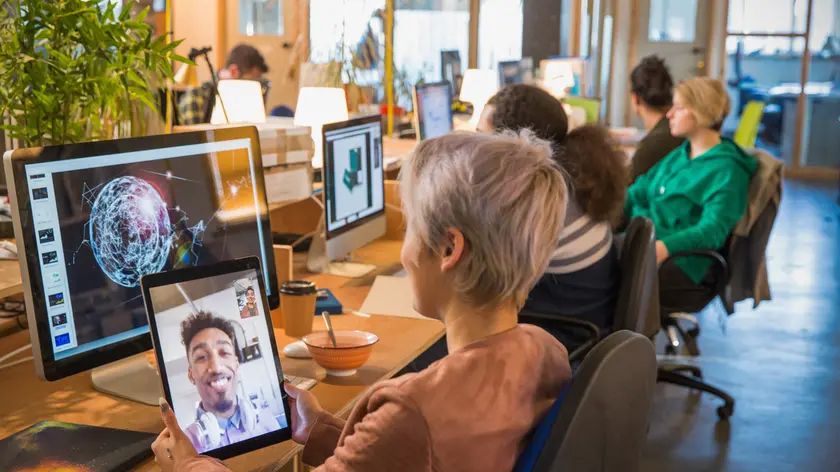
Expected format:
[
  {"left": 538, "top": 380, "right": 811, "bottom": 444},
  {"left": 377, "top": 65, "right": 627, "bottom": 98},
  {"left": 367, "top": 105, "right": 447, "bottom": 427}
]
[{"left": 284, "top": 382, "right": 324, "bottom": 444}]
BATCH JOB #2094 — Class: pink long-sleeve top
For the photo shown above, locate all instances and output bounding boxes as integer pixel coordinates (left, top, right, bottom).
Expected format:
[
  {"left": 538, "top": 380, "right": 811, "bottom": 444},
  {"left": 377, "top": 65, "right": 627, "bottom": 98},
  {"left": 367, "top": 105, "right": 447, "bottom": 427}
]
[{"left": 175, "top": 324, "right": 572, "bottom": 472}]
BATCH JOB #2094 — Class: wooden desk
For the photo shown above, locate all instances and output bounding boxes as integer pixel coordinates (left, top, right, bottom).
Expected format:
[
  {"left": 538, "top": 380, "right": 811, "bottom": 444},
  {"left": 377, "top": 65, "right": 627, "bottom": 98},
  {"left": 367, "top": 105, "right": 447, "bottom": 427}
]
[{"left": 0, "top": 239, "right": 444, "bottom": 472}]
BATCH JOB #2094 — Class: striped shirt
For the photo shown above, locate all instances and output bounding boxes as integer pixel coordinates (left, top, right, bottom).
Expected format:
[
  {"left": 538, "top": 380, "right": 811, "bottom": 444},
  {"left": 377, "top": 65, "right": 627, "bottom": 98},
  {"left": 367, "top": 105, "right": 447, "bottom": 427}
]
[{"left": 546, "top": 200, "right": 613, "bottom": 274}]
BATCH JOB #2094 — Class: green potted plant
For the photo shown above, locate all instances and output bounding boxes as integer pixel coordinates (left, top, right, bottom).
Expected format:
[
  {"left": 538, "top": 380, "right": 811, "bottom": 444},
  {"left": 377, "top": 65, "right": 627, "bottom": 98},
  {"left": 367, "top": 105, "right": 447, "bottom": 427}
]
[{"left": 0, "top": 0, "right": 190, "bottom": 147}]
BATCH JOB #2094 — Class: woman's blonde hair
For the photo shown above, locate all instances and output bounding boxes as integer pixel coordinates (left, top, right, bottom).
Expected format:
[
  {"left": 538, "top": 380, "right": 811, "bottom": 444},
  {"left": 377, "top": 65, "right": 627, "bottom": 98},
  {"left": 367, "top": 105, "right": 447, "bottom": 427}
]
[
  {"left": 400, "top": 130, "right": 568, "bottom": 310},
  {"left": 675, "top": 77, "right": 731, "bottom": 131}
]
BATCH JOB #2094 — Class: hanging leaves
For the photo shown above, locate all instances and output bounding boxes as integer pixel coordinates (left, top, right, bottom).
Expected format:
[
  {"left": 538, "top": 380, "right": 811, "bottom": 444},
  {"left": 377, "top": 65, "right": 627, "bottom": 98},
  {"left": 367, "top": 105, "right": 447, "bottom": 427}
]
[{"left": 0, "top": 0, "right": 191, "bottom": 147}]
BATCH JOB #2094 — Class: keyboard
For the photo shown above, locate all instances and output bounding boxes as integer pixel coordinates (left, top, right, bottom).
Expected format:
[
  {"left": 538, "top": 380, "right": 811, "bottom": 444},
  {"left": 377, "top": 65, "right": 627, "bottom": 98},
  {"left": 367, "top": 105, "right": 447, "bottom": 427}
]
[{"left": 284, "top": 374, "right": 317, "bottom": 391}]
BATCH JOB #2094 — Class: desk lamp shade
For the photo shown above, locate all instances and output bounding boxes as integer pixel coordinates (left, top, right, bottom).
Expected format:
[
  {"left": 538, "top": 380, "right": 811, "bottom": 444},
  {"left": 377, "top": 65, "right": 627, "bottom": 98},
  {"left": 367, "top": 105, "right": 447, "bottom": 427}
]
[
  {"left": 210, "top": 79, "right": 267, "bottom": 124},
  {"left": 295, "top": 87, "right": 350, "bottom": 168},
  {"left": 459, "top": 69, "right": 498, "bottom": 129}
]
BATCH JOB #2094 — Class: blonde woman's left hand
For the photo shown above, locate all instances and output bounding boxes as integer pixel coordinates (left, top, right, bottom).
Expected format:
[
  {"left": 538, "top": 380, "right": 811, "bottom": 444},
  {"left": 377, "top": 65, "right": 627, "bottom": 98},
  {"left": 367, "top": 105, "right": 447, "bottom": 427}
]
[{"left": 152, "top": 398, "right": 199, "bottom": 471}]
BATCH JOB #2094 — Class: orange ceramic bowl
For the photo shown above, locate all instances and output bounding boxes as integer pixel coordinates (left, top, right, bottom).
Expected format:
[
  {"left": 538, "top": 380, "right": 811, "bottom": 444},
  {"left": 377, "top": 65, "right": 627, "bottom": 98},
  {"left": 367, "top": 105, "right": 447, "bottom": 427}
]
[{"left": 302, "top": 330, "right": 379, "bottom": 376}]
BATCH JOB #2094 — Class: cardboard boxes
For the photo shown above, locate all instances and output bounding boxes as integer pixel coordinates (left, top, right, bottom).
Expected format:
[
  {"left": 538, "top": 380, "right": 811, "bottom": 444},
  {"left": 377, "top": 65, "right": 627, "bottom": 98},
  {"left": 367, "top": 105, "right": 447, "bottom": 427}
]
[{"left": 173, "top": 118, "right": 315, "bottom": 205}]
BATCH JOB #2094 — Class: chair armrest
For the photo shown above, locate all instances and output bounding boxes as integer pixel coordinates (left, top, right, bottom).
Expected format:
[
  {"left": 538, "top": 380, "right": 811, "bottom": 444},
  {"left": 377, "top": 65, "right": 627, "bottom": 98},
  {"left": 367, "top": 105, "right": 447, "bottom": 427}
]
[
  {"left": 659, "top": 250, "right": 729, "bottom": 295},
  {"left": 519, "top": 310, "right": 602, "bottom": 361}
]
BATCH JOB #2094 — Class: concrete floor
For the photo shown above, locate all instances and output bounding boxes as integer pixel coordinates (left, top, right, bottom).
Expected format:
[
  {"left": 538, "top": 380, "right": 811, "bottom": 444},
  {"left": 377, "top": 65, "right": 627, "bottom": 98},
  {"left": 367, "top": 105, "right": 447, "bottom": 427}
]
[{"left": 644, "top": 180, "right": 840, "bottom": 472}]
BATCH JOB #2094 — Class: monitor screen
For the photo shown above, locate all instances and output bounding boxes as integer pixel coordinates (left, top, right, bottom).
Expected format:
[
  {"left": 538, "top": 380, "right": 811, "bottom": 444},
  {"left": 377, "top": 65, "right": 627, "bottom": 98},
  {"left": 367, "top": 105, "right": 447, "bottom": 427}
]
[
  {"left": 17, "top": 133, "right": 275, "bottom": 364},
  {"left": 322, "top": 117, "right": 385, "bottom": 238},
  {"left": 414, "top": 82, "right": 454, "bottom": 141}
]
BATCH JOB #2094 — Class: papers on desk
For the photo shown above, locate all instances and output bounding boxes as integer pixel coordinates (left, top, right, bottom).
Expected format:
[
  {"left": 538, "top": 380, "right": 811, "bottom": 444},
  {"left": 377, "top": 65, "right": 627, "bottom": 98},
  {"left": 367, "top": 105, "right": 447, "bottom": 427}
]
[
  {"left": 384, "top": 157, "right": 402, "bottom": 172},
  {"left": 360, "top": 276, "right": 426, "bottom": 320}
]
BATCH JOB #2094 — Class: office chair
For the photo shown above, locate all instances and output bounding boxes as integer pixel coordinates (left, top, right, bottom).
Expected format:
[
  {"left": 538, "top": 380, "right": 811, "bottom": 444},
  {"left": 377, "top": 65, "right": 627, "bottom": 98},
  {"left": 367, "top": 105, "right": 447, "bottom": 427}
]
[
  {"left": 657, "top": 246, "right": 735, "bottom": 420},
  {"left": 562, "top": 96, "right": 601, "bottom": 124},
  {"left": 658, "top": 150, "right": 781, "bottom": 421},
  {"left": 514, "top": 331, "right": 657, "bottom": 472},
  {"left": 734, "top": 101, "right": 765, "bottom": 148},
  {"left": 519, "top": 216, "right": 660, "bottom": 362}
]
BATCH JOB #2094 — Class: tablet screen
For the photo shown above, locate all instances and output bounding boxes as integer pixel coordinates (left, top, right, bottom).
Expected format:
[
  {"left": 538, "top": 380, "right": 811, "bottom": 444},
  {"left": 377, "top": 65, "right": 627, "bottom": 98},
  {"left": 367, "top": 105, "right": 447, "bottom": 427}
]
[{"left": 145, "top": 264, "right": 288, "bottom": 455}]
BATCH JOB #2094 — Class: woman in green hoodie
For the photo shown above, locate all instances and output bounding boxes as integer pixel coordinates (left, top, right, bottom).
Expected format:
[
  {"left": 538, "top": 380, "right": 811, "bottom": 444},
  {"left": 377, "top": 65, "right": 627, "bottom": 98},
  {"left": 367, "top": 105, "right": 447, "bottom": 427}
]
[{"left": 625, "top": 77, "right": 757, "bottom": 306}]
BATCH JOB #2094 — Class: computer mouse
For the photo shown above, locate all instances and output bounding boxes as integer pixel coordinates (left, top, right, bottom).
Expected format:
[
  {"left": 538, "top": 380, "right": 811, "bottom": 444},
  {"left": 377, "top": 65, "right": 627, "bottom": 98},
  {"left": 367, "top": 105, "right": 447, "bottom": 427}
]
[{"left": 282, "top": 340, "right": 312, "bottom": 359}]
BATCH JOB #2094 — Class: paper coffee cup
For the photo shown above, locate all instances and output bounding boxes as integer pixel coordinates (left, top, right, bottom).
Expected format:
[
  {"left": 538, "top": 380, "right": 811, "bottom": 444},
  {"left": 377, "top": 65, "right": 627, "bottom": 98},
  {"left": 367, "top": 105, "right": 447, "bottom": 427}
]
[{"left": 279, "top": 280, "right": 317, "bottom": 337}]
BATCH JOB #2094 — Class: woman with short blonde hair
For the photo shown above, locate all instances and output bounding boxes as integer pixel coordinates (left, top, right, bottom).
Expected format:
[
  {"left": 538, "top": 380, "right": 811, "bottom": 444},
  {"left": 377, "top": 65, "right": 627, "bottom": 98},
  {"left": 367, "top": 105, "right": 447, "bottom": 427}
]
[
  {"left": 625, "top": 76, "right": 756, "bottom": 308},
  {"left": 152, "top": 131, "right": 574, "bottom": 472}
]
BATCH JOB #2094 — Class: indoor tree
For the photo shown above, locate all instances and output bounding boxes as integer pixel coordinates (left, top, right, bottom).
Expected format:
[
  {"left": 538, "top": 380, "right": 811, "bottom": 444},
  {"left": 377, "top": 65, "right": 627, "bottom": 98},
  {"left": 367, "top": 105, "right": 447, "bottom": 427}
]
[{"left": 0, "top": 0, "right": 190, "bottom": 147}]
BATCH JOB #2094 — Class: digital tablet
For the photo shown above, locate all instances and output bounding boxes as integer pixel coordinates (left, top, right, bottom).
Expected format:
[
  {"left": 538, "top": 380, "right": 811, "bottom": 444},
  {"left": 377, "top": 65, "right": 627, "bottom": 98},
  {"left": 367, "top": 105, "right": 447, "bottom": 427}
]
[{"left": 140, "top": 257, "right": 292, "bottom": 460}]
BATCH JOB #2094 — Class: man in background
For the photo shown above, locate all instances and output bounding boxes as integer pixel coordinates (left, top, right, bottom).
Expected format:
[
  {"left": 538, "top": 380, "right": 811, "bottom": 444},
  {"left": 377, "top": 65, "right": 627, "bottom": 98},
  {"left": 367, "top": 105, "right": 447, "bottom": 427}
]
[{"left": 178, "top": 44, "right": 269, "bottom": 125}]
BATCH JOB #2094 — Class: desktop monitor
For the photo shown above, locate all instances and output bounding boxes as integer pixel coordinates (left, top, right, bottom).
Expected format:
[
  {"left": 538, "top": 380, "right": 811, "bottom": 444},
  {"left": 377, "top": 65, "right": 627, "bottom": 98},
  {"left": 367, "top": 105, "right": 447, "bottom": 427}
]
[
  {"left": 498, "top": 60, "right": 524, "bottom": 86},
  {"left": 4, "top": 127, "right": 279, "bottom": 402},
  {"left": 310, "top": 115, "right": 385, "bottom": 277},
  {"left": 412, "top": 81, "right": 454, "bottom": 141},
  {"left": 441, "top": 50, "right": 463, "bottom": 96}
]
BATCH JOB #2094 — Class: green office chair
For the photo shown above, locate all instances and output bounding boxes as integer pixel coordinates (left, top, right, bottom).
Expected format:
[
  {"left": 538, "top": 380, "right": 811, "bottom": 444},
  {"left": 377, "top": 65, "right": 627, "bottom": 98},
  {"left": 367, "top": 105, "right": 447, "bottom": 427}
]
[
  {"left": 563, "top": 96, "right": 601, "bottom": 124},
  {"left": 733, "top": 100, "right": 764, "bottom": 148}
]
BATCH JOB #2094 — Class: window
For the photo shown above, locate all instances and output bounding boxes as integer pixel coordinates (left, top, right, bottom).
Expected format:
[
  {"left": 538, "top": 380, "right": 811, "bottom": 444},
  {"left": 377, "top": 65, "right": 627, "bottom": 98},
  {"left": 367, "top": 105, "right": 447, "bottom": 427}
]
[
  {"left": 309, "top": 0, "right": 385, "bottom": 91},
  {"left": 478, "top": 0, "right": 523, "bottom": 69},
  {"left": 728, "top": 0, "right": 807, "bottom": 35},
  {"left": 726, "top": 0, "right": 837, "bottom": 54},
  {"left": 239, "top": 0, "right": 284, "bottom": 36},
  {"left": 394, "top": 1, "right": 469, "bottom": 88},
  {"left": 648, "top": 0, "right": 697, "bottom": 42}
]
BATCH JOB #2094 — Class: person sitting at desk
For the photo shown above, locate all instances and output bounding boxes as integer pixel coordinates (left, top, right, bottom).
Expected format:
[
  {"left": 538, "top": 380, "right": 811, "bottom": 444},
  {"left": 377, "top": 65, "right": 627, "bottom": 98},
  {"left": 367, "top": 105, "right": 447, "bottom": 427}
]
[
  {"left": 152, "top": 131, "right": 573, "bottom": 471},
  {"left": 625, "top": 77, "right": 757, "bottom": 308},
  {"left": 477, "top": 84, "right": 628, "bottom": 342},
  {"left": 178, "top": 44, "right": 269, "bottom": 125},
  {"left": 629, "top": 55, "right": 685, "bottom": 181}
]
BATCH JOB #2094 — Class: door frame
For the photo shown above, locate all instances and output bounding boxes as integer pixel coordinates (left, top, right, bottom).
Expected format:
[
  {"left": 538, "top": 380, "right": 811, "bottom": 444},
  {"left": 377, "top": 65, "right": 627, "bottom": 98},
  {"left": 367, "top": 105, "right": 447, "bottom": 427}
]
[{"left": 623, "top": 0, "right": 716, "bottom": 125}]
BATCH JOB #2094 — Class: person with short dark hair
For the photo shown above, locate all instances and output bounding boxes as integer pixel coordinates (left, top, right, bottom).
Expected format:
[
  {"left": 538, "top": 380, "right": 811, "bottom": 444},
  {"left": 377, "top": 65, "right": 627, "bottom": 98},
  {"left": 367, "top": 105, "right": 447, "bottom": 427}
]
[
  {"left": 629, "top": 55, "right": 685, "bottom": 181},
  {"left": 478, "top": 84, "right": 629, "bottom": 343},
  {"left": 239, "top": 287, "right": 258, "bottom": 319},
  {"left": 177, "top": 311, "right": 280, "bottom": 453},
  {"left": 178, "top": 44, "right": 269, "bottom": 125}
]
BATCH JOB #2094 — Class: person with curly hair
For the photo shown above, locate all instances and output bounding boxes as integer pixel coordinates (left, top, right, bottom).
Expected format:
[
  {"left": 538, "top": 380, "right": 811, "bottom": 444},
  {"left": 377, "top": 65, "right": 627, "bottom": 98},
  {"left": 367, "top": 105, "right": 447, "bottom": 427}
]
[
  {"left": 478, "top": 84, "right": 629, "bottom": 340},
  {"left": 629, "top": 55, "right": 685, "bottom": 181}
]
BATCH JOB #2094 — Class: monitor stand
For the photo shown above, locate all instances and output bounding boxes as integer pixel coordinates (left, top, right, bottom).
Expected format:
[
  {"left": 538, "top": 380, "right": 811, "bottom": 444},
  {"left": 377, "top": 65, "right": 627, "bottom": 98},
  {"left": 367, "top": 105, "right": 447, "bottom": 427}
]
[
  {"left": 306, "top": 220, "right": 377, "bottom": 278},
  {"left": 90, "top": 353, "right": 162, "bottom": 406}
]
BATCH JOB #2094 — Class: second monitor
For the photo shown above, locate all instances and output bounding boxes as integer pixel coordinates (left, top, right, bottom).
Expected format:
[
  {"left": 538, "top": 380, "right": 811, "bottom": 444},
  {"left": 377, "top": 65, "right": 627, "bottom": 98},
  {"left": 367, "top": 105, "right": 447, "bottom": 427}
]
[
  {"left": 413, "top": 81, "right": 454, "bottom": 141},
  {"left": 308, "top": 115, "right": 385, "bottom": 277}
]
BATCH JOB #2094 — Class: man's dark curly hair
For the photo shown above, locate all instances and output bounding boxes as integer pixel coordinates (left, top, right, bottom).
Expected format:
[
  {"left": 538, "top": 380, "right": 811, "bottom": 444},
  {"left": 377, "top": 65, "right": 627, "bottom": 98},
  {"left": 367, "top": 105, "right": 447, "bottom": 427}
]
[
  {"left": 180, "top": 311, "right": 238, "bottom": 358},
  {"left": 630, "top": 55, "right": 674, "bottom": 112},
  {"left": 486, "top": 85, "right": 628, "bottom": 225}
]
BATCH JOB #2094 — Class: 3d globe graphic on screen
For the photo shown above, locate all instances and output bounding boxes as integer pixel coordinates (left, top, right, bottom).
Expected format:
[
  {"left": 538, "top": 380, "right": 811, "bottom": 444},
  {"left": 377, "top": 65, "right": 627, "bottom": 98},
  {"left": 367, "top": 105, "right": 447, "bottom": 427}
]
[{"left": 89, "top": 176, "right": 172, "bottom": 287}]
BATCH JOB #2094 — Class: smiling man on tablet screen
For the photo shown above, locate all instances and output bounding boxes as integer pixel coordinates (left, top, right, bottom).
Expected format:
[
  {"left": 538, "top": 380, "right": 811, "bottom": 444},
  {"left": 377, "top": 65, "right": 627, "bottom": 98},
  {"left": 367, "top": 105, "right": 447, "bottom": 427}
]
[{"left": 180, "top": 311, "right": 280, "bottom": 452}]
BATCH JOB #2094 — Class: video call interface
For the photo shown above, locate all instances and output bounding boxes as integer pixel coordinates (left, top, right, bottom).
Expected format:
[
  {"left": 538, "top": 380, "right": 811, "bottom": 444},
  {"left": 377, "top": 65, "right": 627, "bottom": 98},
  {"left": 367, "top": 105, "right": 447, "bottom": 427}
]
[
  {"left": 324, "top": 122, "right": 385, "bottom": 234},
  {"left": 23, "top": 139, "right": 272, "bottom": 360},
  {"left": 148, "top": 268, "right": 286, "bottom": 454}
]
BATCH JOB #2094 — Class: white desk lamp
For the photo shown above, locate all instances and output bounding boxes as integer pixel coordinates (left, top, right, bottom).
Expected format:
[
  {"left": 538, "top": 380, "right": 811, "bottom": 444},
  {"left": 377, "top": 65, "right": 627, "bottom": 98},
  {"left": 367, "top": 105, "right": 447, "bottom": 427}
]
[
  {"left": 294, "top": 87, "right": 349, "bottom": 168},
  {"left": 459, "top": 69, "right": 499, "bottom": 130},
  {"left": 210, "top": 79, "right": 267, "bottom": 124}
]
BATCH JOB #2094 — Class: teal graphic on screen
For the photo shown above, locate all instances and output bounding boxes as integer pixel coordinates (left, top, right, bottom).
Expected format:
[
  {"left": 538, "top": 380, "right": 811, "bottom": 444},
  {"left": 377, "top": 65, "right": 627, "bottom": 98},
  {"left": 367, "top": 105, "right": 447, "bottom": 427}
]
[{"left": 342, "top": 147, "right": 363, "bottom": 192}]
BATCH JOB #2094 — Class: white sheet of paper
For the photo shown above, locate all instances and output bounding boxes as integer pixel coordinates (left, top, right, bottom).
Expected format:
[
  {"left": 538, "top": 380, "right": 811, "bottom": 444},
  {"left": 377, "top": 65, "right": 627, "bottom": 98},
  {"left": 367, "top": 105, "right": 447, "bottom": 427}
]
[{"left": 360, "top": 275, "right": 426, "bottom": 319}]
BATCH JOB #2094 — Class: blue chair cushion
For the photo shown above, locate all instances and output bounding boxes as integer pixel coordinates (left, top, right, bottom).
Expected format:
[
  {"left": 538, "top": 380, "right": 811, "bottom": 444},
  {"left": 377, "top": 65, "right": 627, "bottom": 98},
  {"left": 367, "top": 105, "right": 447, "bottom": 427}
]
[{"left": 512, "top": 382, "right": 573, "bottom": 472}]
